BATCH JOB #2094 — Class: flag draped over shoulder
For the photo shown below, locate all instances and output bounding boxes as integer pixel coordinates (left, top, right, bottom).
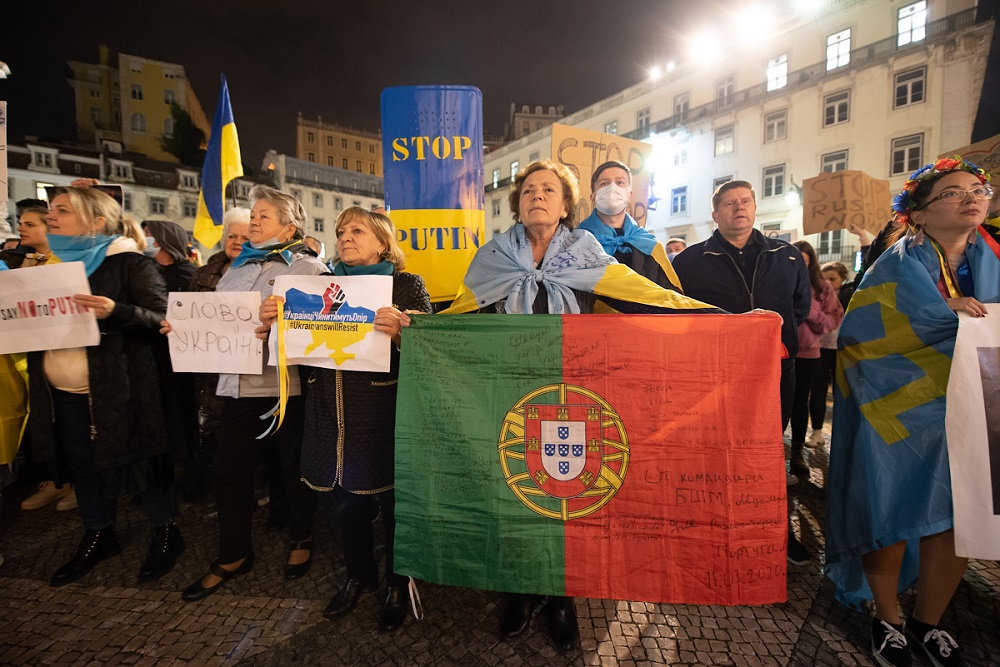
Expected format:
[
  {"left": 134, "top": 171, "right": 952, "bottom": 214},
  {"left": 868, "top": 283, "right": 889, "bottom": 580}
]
[
  {"left": 441, "top": 224, "right": 717, "bottom": 314},
  {"left": 194, "top": 75, "right": 243, "bottom": 249},
  {"left": 825, "top": 231, "right": 1000, "bottom": 610},
  {"left": 394, "top": 312, "right": 788, "bottom": 605}
]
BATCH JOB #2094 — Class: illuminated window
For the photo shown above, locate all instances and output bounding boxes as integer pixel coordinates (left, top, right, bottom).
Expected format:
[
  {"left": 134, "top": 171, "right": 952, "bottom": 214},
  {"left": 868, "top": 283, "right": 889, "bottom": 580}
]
[
  {"left": 898, "top": 1, "right": 927, "bottom": 47},
  {"left": 715, "top": 125, "right": 734, "bottom": 156},
  {"left": 826, "top": 29, "right": 851, "bottom": 70},
  {"left": 604, "top": 120, "right": 618, "bottom": 135},
  {"left": 492, "top": 168, "right": 500, "bottom": 188},
  {"left": 637, "top": 108, "right": 650, "bottom": 132},
  {"left": 510, "top": 160, "right": 519, "bottom": 179},
  {"left": 766, "top": 54, "right": 787, "bottom": 91},
  {"left": 716, "top": 76, "right": 734, "bottom": 109},
  {"left": 674, "top": 92, "right": 690, "bottom": 120}
]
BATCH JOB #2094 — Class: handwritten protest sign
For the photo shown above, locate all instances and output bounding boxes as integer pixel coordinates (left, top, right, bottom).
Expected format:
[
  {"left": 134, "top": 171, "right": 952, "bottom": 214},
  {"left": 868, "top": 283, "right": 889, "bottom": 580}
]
[
  {"left": 940, "top": 133, "right": 1000, "bottom": 180},
  {"left": 270, "top": 274, "right": 392, "bottom": 372},
  {"left": 801, "top": 170, "right": 891, "bottom": 235},
  {"left": 0, "top": 262, "right": 98, "bottom": 354},
  {"left": 165, "top": 292, "right": 263, "bottom": 374},
  {"left": 550, "top": 124, "right": 653, "bottom": 227},
  {"left": 945, "top": 309, "right": 1000, "bottom": 559}
]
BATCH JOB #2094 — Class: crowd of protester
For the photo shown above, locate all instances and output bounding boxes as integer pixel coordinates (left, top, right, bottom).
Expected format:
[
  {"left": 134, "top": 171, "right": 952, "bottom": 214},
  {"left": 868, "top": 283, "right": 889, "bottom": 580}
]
[{"left": 0, "top": 154, "right": 997, "bottom": 667}]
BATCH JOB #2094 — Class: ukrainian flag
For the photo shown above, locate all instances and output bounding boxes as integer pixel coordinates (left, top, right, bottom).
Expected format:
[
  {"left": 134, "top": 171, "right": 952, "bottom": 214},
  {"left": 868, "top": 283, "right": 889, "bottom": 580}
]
[{"left": 194, "top": 75, "right": 243, "bottom": 249}]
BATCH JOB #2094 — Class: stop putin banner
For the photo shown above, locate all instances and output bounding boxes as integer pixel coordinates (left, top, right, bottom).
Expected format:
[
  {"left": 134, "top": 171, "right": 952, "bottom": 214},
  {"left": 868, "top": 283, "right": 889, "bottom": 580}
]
[{"left": 394, "top": 313, "right": 789, "bottom": 605}]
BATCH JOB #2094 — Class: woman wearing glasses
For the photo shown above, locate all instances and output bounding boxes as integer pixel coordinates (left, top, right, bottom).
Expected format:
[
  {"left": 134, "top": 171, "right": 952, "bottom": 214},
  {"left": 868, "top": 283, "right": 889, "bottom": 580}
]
[{"left": 825, "top": 158, "right": 999, "bottom": 667}]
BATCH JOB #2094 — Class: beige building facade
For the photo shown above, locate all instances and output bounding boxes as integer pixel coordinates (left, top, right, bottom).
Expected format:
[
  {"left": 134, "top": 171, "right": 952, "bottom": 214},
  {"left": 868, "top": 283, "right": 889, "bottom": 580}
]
[{"left": 295, "top": 115, "right": 383, "bottom": 177}]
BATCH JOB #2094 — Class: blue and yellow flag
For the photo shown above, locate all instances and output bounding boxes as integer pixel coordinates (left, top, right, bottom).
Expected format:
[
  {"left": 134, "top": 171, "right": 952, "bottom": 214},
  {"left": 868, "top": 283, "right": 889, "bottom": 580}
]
[
  {"left": 194, "top": 75, "right": 243, "bottom": 249},
  {"left": 825, "top": 231, "right": 1000, "bottom": 610}
]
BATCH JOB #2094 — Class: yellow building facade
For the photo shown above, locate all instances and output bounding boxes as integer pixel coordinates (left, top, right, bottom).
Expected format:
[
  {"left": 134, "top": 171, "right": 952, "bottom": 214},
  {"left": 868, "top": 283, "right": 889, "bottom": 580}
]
[{"left": 296, "top": 115, "right": 382, "bottom": 176}]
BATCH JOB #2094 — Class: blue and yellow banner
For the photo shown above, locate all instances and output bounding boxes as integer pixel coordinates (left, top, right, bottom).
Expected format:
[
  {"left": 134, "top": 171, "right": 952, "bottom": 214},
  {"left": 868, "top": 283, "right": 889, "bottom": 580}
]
[
  {"left": 381, "top": 86, "right": 484, "bottom": 302},
  {"left": 194, "top": 75, "right": 243, "bottom": 249}
]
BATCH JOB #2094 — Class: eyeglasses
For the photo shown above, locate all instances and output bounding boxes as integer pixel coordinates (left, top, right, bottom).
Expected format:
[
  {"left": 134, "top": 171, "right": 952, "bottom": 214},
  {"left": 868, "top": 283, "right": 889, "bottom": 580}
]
[{"left": 918, "top": 185, "right": 995, "bottom": 208}]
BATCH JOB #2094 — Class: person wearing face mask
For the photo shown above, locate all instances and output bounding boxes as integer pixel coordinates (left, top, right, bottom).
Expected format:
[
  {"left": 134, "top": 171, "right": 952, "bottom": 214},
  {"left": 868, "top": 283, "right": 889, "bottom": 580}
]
[
  {"left": 577, "top": 161, "right": 685, "bottom": 294},
  {"left": 142, "top": 219, "right": 197, "bottom": 292}
]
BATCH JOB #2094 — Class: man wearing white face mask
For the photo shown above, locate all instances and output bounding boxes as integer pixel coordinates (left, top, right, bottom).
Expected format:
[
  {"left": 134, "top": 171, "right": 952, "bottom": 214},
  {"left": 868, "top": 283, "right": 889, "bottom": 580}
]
[{"left": 577, "top": 161, "right": 684, "bottom": 293}]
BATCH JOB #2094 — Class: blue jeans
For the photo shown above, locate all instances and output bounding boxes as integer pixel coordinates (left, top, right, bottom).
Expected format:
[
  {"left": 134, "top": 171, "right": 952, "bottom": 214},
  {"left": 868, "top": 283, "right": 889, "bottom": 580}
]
[{"left": 52, "top": 390, "right": 176, "bottom": 530}]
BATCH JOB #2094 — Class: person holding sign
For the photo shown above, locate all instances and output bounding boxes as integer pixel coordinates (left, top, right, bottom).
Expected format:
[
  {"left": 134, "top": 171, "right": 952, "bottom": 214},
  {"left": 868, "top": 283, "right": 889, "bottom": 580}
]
[
  {"left": 262, "top": 207, "right": 430, "bottom": 632},
  {"left": 25, "top": 186, "right": 184, "bottom": 586},
  {"left": 181, "top": 185, "right": 326, "bottom": 601},
  {"left": 826, "top": 158, "right": 999, "bottom": 667}
]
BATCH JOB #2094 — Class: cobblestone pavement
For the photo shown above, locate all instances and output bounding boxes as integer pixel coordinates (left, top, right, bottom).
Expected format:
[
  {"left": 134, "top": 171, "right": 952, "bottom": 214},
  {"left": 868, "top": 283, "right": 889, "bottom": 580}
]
[{"left": 1, "top": 425, "right": 998, "bottom": 667}]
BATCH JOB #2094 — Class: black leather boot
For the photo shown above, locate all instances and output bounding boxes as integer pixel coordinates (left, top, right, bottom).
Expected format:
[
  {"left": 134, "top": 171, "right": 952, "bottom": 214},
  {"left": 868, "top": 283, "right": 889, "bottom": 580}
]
[
  {"left": 51, "top": 527, "right": 121, "bottom": 586},
  {"left": 500, "top": 593, "right": 540, "bottom": 639},
  {"left": 324, "top": 577, "right": 376, "bottom": 620},
  {"left": 546, "top": 596, "right": 579, "bottom": 652},
  {"left": 378, "top": 585, "right": 409, "bottom": 632},
  {"left": 139, "top": 523, "right": 185, "bottom": 581}
]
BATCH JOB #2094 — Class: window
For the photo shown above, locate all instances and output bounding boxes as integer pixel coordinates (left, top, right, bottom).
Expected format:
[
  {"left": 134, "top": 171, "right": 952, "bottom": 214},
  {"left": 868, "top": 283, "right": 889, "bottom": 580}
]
[
  {"left": 823, "top": 91, "right": 850, "bottom": 127},
  {"left": 327, "top": 156, "right": 334, "bottom": 166},
  {"left": 352, "top": 199, "right": 361, "bottom": 207},
  {"left": 817, "top": 230, "right": 843, "bottom": 256},
  {"left": 716, "top": 76, "right": 734, "bottom": 109},
  {"left": 673, "top": 140, "right": 688, "bottom": 167},
  {"left": 894, "top": 67, "right": 926, "bottom": 108},
  {"left": 492, "top": 198, "right": 501, "bottom": 216},
  {"left": 529, "top": 151, "right": 539, "bottom": 162},
  {"left": 112, "top": 162, "right": 132, "bottom": 180},
  {"left": 369, "top": 163, "right": 376, "bottom": 175},
  {"left": 183, "top": 200, "right": 197, "bottom": 218},
  {"left": 313, "top": 193, "right": 323, "bottom": 208},
  {"left": 164, "top": 89, "right": 176, "bottom": 105},
  {"left": 826, "top": 29, "right": 851, "bottom": 70},
  {"left": 821, "top": 150, "right": 849, "bottom": 173},
  {"left": 510, "top": 160, "right": 519, "bottom": 179},
  {"left": 150, "top": 197, "right": 167, "bottom": 215},
  {"left": 670, "top": 187, "right": 688, "bottom": 215},
  {"left": 766, "top": 54, "right": 788, "bottom": 91},
  {"left": 292, "top": 189, "right": 303, "bottom": 201},
  {"left": 342, "top": 158, "right": 349, "bottom": 169},
  {"left": 891, "top": 134, "right": 924, "bottom": 175},
  {"left": 326, "top": 136, "right": 333, "bottom": 147},
  {"left": 341, "top": 138, "right": 348, "bottom": 149},
  {"left": 522, "top": 121, "right": 530, "bottom": 134},
  {"left": 334, "top": 197, "right": 343, "bottom": 209},
  {"left": 90, "top": 88, "right": 101, "bottom": 99},
  {"left": 35, "top": 181, "right": 55, "bottom": 200},
  {"left": 715, "top": 125, "right": 734, "bottom": 156},
  {"left": 764, "top": 109, "right": 787, "bottom": 143},
  {"left": 74, "top": 163, "right": 82, "bottom": 175},
  {"left": 369, "top": 144, "right": 375, "bottom": 153},
  {"left": 637, "top": 108, "right": 650, "bottom": 132},
  {"left": 180, "top": 173, "right": 198, "bottom": 189},
  {"left": 898, "top": 1, "right": 927, "bottom": 47},
  {"left": 355, "top": 141, "right": 362, "bottom": 151},
  {"left": 33, "top": 152, "right": 53, "bottom": 168},
  {"left": 129, "top": 62, "right": 142, "bottom": 74},
  {"left": 492, "top": 168, "right": 501, "bottom": 188},
  {"left": 307, "top": 132, "right": 315, "bottom": 143},
  {"left": 674, "top": 92, "right": 690, "bottom": 120},
  {"left": 314, "top": 218, "right": 325, "bottom": 233},
  {"left": 123, "top": 192, "right": 132, "bottom": 211},
  {"left": 90, "top": 107, "right": 102, "bottom": 124},
  {"left": 713, "top": 175, "right": 733, "bottom": 191},
  {"left": 163, "top": 118, "right": 175, "bottom": 137},
  {"left": 130, "top": 113, "right": 146, "bottom": 133},
  {"left": 762, "top": 164, "right": 785, "bottom": 198},
  {"left": 130, "top": 83, "right": 143, "bottom": 100},
  {"left": 604, "top": 120, "right": 618, "bottom": 135},
  {"left": 355, "top": 160, "right": 362, "bottom": 172}
]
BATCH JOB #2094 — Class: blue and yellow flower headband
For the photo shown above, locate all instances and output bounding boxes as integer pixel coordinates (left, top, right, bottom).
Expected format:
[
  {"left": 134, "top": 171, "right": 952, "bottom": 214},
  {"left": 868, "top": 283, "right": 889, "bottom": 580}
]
[{"left": 892, "top": 156, "right": 989, "bottom": 227}]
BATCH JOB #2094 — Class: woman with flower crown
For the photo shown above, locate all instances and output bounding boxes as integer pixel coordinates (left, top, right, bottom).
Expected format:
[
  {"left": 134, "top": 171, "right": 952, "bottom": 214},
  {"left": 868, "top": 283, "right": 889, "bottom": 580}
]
[{"left": 825, "top": 157, "right": 999, "bottom": 667}]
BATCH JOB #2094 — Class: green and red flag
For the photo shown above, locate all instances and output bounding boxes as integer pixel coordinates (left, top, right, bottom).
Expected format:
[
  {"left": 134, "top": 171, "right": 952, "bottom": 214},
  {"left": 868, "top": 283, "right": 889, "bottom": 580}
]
[{"left": 395, "top": 313, "right": 788, "bottom": 606}]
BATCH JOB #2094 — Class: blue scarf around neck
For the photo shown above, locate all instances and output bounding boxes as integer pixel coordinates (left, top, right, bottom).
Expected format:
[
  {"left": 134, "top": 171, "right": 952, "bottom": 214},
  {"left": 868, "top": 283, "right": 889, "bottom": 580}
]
[
  {"left": 231, "top": 241, "right": 300, "bottom": 269},
  {"left": 47, "top": 234, "right": 118, "bottom": 276},
  {"left": 329, "top": 260, "right": 395, "bottom": 276},
  {"left": 577, "top": 210, "right": 658, "bottom": 256}
]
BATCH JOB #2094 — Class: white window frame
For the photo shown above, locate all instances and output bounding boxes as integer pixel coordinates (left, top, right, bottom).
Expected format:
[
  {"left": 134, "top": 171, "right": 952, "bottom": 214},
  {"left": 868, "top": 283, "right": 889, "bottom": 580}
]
[
  {"left": 766, "top": 54, "right": 788, "bottom": 92},
  {"left": 670, "top": 186, "right": 688, "bottom": 215},
  {"left": 821, "top": 149, "right": 849, "bottom": 173},
  {"left": 894, "top": 67, "right": 926, "bottom": 109},
  {"left": 674, "top": 93, "right": 690, "bottom": 120},
  {"left": 130, "top": 83, "right": 143, "bottom": 100},
  {"left": 604, "top": 120, "right": 618, "bottom": 135},
  {"left": 716, "top": 76, "right": 734, "bottom": 109},
  {"left": 492, "top": 168, "right": 500, "bottom": 188},
  {"left": 637, "top": 108, "right": 650, "bottom": 132},
  {"left": 826, "top": 29, "right": 851, "bottom": 71},
  {"left": 672, "top": 140, "right": 688, "bottom": 167},
  {"left": 898, "top": 1, "right": 928, "bottom": 47},
  {"left": 891, "top": 134, "right": 924, "bottom": 176},
  {"left": 762, "top": 164, "right": 786, "bottom": 198},
  {"left": 150, "top": 197, "right": 167, "bottom": 215},
  {"left": 510, "top": 160, "right": 519, "bottom": 179},
  {"left": 314, "top": 218, "right": 325, "bottom": 233},
  {"left": 764, "top": 109, "right": 787, "bottom": 143},
  {"left": 823, "top": 91, "right": 850, "bottom": 127},
  {"left": 313, "top": 193, "right": 323, "bottom": 208},
  {"left": 714, "top": 125, "right": 734, "bottom": 156}
]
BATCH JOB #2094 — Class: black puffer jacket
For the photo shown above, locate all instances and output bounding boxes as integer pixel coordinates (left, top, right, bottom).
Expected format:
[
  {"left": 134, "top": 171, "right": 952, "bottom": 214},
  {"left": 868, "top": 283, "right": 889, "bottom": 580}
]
[
  {"left": 300, "top": 271, "right": 432, "bottom": 493},
  {"left": 28, "top": 251, "right": 174, "bottom": 495}
]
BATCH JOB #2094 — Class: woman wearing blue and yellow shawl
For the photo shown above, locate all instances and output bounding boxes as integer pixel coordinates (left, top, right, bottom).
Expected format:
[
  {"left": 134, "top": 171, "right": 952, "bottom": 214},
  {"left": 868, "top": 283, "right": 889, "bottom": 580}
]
[{"left": 826, "top": 158, "right": 999, "bottom": 667}]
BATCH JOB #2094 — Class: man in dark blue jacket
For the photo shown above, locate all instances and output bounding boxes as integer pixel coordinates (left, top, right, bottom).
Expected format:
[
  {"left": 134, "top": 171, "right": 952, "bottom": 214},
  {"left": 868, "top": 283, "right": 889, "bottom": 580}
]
[{"left": 672, "top": 179, "right": 811, "bottom": 562}]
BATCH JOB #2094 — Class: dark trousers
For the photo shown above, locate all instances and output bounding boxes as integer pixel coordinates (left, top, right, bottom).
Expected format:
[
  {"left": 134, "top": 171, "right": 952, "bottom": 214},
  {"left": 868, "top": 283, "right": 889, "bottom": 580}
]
[
  {"left": 810, "top": 348, "right": 837, "bottom": 429},
  {"left": 330, "top": 486, "right": 404, "bottom": 588},
  {"left": 779, "top": 358, "right": 796, "bottom": 432},
  {"left": 53, "top": 389, "right": 176, "bottom": 530},
  {"left": 213, "top": 395, "right": 315, "bottom": 563},
  {"left": 791, "top": 357, "right": 820, "bottom": 443}
]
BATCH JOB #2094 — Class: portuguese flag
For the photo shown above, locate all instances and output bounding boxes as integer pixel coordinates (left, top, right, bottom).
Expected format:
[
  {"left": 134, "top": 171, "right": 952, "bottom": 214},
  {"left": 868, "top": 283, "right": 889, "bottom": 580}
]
[{"left": 395, "top": 313, "right": 788, "bottom": 606}]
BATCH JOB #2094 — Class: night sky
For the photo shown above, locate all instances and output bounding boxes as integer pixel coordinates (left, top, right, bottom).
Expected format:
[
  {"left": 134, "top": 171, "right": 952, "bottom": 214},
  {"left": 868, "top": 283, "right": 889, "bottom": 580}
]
[{"left": 2, "top": 1, "right": 997, "bottom": 165}]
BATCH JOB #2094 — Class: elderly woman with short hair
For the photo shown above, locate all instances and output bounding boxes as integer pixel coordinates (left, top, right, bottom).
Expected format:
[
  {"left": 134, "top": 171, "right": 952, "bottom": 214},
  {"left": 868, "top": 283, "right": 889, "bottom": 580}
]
[
  {"left": 181, "top": 185, "right": 325, "bottom": 601},
  {"left": 189, "top": 208, "right": 251, "bottom": 292}
]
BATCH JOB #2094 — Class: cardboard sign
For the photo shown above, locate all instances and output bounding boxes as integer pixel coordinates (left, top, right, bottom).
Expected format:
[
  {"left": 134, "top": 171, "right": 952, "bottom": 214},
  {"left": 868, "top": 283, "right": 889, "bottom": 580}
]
[
  {"left": 165, "top": 292, "right": 263, "bottom": 374},
  {"left": 269, "top": 274, "right": 392, "bottom": 372},
  {"left": 550, "top": 124, "right": 653, "bottom": 227},
  {"left": 940, "top": 133, "right": 1000, "bottom": 180},
  {"left": 0, "top": 262, "right": 99, "bottom": 354},
  {"left": 801, "top": 170, "right": 892, "bottom": 235}
]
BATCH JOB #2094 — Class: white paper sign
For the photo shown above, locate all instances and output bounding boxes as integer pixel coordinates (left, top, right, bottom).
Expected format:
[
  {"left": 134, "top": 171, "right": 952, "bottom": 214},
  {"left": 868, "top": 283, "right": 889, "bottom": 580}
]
[
  {"left": 946, "top": 308, "right": 1000, "bottom": 559},
  {"left": 269, "top": 274, "right": 392, "bottom": 372},
  {"left": 0, "top": 262, "right": 99, "bottom": 354},
  {"left": 165, "top": 292, "right": 263, "bottom": 374}
]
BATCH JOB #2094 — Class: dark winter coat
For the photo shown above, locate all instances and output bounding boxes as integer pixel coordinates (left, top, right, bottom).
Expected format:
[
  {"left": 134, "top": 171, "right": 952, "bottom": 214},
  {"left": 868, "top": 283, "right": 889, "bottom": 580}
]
[
  {"left": 27, "top": 252, "right": 174, "bottom": 495},
  {"left": 188, "top": 250, "right": 231, "bottom": 292},
  {"left": 300, "top": 271, "right": 432, "bottom": 493}
]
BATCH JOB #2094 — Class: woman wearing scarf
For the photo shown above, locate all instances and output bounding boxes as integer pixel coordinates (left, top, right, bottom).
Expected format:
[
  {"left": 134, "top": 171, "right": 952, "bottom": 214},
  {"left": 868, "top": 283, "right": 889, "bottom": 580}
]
[
  {"left": 826, "top": 158, "right": 1000, "bottom": 667},
  {"left": 444, "top": 160, "right": 717, "bottom": 652},
  {"left": 26, "top": 186, "right": 183, "bottom": 585},
  {"left": 180, "top": 185, "right": 325, "bottom": 601},
  {"left": 143, "top": 219, "right": 197, "bottom": 292},
  {"left": 260, "top": 207, "right": 430, "bottom": 632},
  {"left": 577, "top": 160, "right": 685, "bottom": 297}
]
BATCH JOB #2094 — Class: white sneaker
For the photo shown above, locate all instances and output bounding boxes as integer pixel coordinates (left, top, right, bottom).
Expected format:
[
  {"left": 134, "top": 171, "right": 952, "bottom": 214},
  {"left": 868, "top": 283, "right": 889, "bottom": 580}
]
[
  {"left": 55, "top": 488, "right": 78, "bottom": 512},
  {"left": 20, "top": 481, "right": 71, "bottom": 510},
  {"left": 807, "top": 430, "right": 826, "bottom": 447}
]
